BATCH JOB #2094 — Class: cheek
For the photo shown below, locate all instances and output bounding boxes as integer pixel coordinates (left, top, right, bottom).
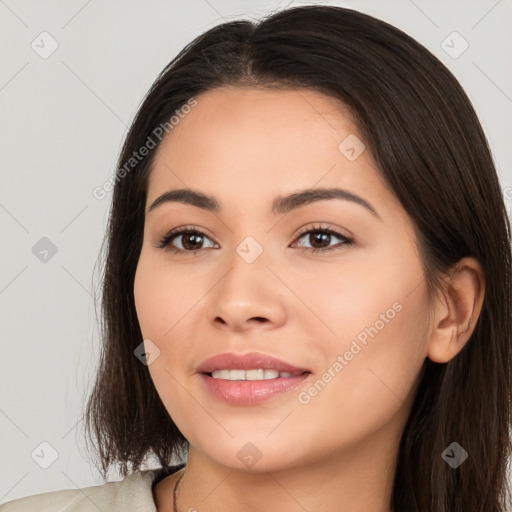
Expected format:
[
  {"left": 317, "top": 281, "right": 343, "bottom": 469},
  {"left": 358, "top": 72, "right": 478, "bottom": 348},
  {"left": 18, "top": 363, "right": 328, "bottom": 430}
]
[
  {"left": 294, "top": 252, "right": 429, "bottom": 437},
  {"left": 285, "top": 243, "right": 427, "bottom": 348},
  {"left": 133, "top": 253, "right": 202, "bottom": 340},
  {"left": 133, "top": 255, "right": 203, "bottom": 419}
]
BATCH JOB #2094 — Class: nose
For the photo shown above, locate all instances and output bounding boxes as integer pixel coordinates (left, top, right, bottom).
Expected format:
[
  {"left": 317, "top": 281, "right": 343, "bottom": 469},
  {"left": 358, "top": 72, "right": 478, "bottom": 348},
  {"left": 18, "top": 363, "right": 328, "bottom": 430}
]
[{"left": 206, "top": 246, "right": 288, "bottom": 332}]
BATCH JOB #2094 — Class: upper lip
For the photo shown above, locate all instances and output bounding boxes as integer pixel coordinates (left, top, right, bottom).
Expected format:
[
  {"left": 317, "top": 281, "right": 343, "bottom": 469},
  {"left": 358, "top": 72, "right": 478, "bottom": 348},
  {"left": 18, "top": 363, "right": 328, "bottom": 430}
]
[{"left": 197, "top": 352, "right": 311, "bottom": 374}]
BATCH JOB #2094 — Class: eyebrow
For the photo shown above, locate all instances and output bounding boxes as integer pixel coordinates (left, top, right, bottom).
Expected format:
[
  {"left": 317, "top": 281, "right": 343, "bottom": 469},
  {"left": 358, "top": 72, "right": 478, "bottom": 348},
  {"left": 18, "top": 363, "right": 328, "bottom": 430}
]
[{"left": 147, "top": 187, "right": 380, "bottom": 219}]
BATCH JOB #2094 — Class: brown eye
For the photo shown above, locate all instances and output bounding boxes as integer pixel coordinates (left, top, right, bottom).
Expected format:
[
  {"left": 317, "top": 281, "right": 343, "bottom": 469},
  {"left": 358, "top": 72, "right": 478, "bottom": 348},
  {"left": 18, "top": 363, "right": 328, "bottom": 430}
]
[
  {"left": 176, "top": 232, "right": 205, "bottom": 250},
  {"left": 156, "top": 227, "right": 217, "bottom": 252},
  {"left": 155, "top": 224, "right": 353, "bottom": 255},
  {"left": 292, "top": 226, "right": 354, "bottom": 253}
]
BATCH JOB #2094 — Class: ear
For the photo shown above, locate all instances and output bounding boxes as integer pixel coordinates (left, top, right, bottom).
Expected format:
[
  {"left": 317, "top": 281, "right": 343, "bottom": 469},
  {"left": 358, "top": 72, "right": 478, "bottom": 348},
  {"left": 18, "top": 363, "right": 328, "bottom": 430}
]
[{"left": 427, "top": 257, "right": 485, "bottom": 363}]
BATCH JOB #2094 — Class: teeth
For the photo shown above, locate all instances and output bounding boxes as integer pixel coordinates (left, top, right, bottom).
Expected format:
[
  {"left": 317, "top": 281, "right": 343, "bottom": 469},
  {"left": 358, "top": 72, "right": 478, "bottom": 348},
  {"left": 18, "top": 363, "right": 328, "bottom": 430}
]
[{"left": 210, "top": 369, "right": 298, "bottom": 380}]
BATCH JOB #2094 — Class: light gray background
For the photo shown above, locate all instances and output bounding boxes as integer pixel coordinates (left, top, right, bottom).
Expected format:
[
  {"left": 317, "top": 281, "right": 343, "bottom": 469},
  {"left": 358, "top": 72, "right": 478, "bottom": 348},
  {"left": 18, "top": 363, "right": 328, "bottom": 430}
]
[{"left": 1, "top": 0, "right": 511, "bottom": 504}]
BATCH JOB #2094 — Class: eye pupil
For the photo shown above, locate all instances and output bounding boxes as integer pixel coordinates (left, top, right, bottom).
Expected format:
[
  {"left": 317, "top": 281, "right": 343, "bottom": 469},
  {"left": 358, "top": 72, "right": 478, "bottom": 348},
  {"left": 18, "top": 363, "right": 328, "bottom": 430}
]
[
  {"left": 182, "top": 233, "right": 203, "bottom": 250},
  {"left": 310, "top": 231, "right": 330, "bottom": 249}
]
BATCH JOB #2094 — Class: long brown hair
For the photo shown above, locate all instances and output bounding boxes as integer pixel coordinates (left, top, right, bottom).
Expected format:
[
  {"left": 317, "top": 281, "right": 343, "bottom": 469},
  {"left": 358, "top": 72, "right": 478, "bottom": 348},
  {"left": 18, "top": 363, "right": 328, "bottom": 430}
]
[{"left": 82, "top": 5, "right": 512, "bottom": 510}]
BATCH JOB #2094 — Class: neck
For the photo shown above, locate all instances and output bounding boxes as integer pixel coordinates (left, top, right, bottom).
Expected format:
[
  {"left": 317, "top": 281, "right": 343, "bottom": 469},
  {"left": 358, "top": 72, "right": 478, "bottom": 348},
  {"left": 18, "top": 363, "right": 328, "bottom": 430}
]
[{"left": 170, "top": 425, "right": 400, "bottom": 512}]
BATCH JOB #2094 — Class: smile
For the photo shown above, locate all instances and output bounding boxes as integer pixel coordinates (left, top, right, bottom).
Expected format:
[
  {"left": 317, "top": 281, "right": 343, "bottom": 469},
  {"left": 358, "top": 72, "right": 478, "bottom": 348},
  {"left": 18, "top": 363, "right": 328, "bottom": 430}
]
[{"left": 209, "top": 369, "right": 305, "bottom": 380}]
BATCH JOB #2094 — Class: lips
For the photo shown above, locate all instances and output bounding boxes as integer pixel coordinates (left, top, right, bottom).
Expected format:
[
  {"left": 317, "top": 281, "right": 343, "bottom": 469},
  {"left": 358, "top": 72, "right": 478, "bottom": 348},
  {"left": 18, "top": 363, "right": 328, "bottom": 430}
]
[
  {"left": 196, "top": 351, "right": 311, "bottom": 375},
  {"left": 200, "top": 372, "right": 311, "bottom": 405}
]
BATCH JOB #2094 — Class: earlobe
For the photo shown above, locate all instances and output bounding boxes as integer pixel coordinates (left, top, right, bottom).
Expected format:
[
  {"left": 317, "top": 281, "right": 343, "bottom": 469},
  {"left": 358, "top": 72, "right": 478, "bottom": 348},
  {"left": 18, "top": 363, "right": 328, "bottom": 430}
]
[{"left": 426, "top": 257, "right": 485, "bottom": 364}]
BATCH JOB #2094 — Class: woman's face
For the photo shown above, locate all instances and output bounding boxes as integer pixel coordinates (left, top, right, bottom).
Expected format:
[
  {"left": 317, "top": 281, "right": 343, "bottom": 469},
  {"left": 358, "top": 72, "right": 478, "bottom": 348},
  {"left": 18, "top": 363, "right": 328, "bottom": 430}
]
[{"left": 134, "top": 86, "right": 431, "bottom": 472}]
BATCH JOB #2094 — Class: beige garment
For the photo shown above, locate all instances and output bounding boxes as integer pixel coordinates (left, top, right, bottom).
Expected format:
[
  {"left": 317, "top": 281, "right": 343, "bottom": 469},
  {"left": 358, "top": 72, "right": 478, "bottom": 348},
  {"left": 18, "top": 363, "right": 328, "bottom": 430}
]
[{"left": 0, "top": 469, "right": 163, "bottom": 512}]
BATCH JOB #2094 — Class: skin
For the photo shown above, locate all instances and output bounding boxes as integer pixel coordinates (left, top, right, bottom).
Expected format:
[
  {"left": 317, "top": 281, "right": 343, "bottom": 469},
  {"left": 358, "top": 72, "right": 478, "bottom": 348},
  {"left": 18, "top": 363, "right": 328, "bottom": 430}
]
[{"left": 133, "top": 86, "right": 485, "bottom": 512}]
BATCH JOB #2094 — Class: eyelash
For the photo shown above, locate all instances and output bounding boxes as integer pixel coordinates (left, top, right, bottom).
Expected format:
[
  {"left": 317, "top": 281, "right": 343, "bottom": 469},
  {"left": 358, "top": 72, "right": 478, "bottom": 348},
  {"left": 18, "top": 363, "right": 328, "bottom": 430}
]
[{"left": 154, "top": 224, "right": 354, "bottom": 255}]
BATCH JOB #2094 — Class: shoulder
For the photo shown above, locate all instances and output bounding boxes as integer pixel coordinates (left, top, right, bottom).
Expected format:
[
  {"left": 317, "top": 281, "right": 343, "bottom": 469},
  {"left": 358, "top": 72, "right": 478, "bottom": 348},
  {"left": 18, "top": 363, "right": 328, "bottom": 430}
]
[{"left": 0, "top": 465, "right": 184, "bottom": 512}]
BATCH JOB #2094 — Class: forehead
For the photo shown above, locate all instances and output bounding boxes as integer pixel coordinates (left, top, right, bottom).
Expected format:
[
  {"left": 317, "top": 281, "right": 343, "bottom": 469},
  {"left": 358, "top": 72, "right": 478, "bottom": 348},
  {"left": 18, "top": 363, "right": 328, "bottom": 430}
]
[{"left": 146, "top": 86, "right": 389, "bottom": 214}]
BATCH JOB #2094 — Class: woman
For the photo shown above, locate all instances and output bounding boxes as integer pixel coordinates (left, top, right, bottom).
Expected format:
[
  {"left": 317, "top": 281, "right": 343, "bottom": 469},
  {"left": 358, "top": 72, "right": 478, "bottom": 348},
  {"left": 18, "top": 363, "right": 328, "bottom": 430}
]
[{"left": 2, "top": 4, "right": 510, "bottom": 511}]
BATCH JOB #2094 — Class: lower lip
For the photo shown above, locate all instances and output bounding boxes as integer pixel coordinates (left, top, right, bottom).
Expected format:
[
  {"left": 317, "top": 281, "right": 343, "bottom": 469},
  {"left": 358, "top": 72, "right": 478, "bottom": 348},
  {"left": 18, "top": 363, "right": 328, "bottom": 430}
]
[{"left": 199, "top": 372, "right": 311, "bottom": 405}]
